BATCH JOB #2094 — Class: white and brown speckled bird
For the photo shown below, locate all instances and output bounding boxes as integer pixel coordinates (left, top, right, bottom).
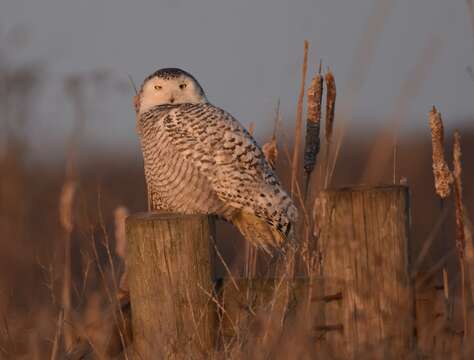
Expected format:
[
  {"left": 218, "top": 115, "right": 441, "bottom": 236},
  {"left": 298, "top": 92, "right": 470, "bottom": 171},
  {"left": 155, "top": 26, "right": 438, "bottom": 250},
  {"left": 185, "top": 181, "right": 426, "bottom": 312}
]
[{"left": 135, "top": 68, "right": 297, "bottom": 251}]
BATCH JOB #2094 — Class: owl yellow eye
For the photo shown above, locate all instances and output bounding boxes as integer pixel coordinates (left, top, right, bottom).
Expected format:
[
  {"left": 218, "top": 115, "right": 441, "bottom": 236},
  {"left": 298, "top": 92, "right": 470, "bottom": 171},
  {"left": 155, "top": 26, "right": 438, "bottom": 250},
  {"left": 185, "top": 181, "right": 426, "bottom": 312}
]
[
  {"left": 154, "top": 85, "right": 162, "bottom": 90},
  {"left": 179, "top": 83, "right": 187, "bottom": 89}
]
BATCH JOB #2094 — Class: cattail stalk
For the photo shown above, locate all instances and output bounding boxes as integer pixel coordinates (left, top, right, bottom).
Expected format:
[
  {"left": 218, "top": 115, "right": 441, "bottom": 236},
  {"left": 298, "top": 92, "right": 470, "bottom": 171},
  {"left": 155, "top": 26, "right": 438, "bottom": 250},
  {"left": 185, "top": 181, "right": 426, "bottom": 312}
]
[
  {"left": 303, "top": 64, "right": 323, "bottom": 197},
  {"left": 323, "top": 69, "right": 337, "bottom": 188},
  {"left": 452, "top": 131, "right": 468, "bottom": 337},
  {"left": 429, "top": 107, "right": 454, "bottom": 328},
  {"left": 59, "top": 179, "right": 76, "bottom": 352},
  {"left": 291, "top": 40, "right": 309, "bottom": 195}
]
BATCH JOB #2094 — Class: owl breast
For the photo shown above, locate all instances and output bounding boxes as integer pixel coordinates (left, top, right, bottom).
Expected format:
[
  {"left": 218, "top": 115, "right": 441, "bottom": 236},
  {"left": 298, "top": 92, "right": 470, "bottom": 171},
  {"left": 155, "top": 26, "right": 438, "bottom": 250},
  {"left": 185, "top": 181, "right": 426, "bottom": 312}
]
[{"left": 138, "top": 105, "right": 228, "bottom": 215}]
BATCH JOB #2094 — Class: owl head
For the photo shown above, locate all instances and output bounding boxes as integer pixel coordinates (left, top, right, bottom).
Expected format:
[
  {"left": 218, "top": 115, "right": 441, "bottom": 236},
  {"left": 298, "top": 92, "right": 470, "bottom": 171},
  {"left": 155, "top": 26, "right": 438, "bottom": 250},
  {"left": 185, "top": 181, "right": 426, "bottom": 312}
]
[{"left": 136, "top": 68, "right": 207, "bottom": 114}]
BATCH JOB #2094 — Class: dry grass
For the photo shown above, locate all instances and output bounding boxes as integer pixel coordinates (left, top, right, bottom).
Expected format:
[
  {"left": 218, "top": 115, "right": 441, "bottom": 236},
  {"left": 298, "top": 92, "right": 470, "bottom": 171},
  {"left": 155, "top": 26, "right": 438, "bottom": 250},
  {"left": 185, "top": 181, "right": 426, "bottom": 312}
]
[{"left": 2, "top": 111, "right": 474, "bottom": 359}]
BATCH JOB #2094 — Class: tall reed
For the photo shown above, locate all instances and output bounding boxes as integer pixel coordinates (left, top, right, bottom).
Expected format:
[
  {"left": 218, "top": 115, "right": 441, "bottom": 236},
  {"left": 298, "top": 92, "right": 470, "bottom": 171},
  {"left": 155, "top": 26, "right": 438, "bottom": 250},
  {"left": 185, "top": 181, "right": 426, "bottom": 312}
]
[
  {"left": 428, "top": 106, "right": 454, "bottom": 329},
  {"left": 291, "top": 40, "right": 309, "bottom": 195},
  {"left": 59, "top": 180, "right": 76, "bottom": 351},
  {"left": 452, "top": 130, "right": 468, "bottom": 338}
]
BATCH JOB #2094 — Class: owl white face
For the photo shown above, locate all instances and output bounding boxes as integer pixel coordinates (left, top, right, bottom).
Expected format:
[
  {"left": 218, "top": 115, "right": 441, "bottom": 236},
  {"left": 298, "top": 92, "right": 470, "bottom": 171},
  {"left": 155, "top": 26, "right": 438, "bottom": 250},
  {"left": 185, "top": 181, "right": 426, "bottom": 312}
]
[{"left": 138, "top": 70, "right": 207, "bottom": 114}]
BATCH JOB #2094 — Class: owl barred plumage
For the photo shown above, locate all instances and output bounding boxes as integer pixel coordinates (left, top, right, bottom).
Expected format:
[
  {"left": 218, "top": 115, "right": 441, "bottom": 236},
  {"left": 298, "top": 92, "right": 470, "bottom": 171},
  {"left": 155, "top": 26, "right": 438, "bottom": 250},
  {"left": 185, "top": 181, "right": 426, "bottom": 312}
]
[{"left": 135, "top": 68, "right": 297, "bottom": 251}]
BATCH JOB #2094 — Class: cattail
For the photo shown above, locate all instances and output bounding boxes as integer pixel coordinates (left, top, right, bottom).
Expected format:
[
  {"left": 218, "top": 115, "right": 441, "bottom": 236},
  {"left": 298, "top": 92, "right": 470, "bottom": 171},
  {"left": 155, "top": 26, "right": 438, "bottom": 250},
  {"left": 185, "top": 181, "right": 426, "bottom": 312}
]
[
  {"left": 303, "top": 66, "right": 323, "bottom": 175},
  {"left": 324, "top": 68, "right": 336, "bottom": 143},
  {"left": 323, "top": 68, "right": 337, "bottom": 189},
  {"left": 428, "top": 106, "right": 453, "bottom": 199}
]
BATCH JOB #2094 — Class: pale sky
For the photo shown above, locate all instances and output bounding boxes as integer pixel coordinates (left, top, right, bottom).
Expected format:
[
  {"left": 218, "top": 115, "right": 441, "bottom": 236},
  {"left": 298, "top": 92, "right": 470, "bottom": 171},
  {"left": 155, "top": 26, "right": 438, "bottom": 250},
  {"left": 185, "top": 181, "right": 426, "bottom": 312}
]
[{"left": 1, "top": 0, "right": 473, "bottom": 157}]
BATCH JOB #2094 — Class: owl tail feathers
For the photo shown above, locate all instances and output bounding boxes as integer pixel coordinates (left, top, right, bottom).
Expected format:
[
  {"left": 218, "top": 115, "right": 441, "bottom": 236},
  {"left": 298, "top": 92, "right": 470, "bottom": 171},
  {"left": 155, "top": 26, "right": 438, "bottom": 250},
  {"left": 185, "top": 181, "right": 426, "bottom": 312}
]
[{"left": 231, "top": 211, "right": 285, "bottom": 254}]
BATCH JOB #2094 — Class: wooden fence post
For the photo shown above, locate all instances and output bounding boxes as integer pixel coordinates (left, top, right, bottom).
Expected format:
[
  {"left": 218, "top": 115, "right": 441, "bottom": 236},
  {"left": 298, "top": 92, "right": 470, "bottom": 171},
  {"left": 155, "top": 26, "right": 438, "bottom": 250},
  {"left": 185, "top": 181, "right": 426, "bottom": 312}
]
[
  {"left": 314, "top": 185, "right": 414, "bottom": 358},
  {"left": 126, "top": 213, "right": 216, "bottom": 359}
]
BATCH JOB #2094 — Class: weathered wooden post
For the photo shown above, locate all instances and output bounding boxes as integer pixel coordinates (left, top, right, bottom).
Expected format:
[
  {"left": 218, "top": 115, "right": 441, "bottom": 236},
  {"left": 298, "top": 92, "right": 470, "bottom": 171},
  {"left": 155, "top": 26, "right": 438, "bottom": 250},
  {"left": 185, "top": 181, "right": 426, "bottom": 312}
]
[
  {"left": 314, "top": 185, "right": 414, "bottom": 358},
  {"left": 126, "top": 213, "right": 216, "bottom": 359}
]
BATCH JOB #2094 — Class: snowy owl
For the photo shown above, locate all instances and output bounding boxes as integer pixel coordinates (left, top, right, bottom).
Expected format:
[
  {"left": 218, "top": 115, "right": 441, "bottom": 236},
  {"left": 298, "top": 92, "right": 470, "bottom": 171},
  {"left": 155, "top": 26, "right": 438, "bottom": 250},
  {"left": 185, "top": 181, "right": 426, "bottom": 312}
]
[{"left": 135, "top": 68, "right": 297, "bottom": 251}]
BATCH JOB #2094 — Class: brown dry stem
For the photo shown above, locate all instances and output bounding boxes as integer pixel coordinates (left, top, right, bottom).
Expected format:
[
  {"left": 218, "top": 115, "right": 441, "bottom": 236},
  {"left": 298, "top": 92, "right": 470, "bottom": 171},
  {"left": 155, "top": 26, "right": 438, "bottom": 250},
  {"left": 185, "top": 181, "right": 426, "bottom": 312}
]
[
  {"left": 291, "top": 40, "right": 309, "bottom": 195},
  {"left": 452, "top": 130, "right": 468, "bottom": 337}
]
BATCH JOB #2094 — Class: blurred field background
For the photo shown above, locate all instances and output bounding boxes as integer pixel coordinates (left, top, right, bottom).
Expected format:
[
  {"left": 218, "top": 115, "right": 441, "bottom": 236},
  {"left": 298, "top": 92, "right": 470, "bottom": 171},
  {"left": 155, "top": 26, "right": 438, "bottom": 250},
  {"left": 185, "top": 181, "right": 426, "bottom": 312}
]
[{"left": 1, "top": 0, "right": 474, "bottom": 358}]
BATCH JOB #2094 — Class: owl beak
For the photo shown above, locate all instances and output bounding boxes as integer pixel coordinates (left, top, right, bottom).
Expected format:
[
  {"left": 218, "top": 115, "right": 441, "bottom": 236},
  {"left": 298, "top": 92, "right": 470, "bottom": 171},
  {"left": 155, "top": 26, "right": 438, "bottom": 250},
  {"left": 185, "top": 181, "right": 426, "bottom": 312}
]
[{"left": 169, "top": 96, "right": 175, "bottom": 104}]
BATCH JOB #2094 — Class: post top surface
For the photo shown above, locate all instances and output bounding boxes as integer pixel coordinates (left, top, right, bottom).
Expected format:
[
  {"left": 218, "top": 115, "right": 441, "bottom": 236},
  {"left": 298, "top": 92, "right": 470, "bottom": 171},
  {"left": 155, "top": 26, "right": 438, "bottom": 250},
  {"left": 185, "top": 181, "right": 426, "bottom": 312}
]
[
  {"left": 323, "top": 184, "right": 409, "bottom": 193},
  {"left": 126, "top": 212, "right": 209, "bottom": 222}
]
